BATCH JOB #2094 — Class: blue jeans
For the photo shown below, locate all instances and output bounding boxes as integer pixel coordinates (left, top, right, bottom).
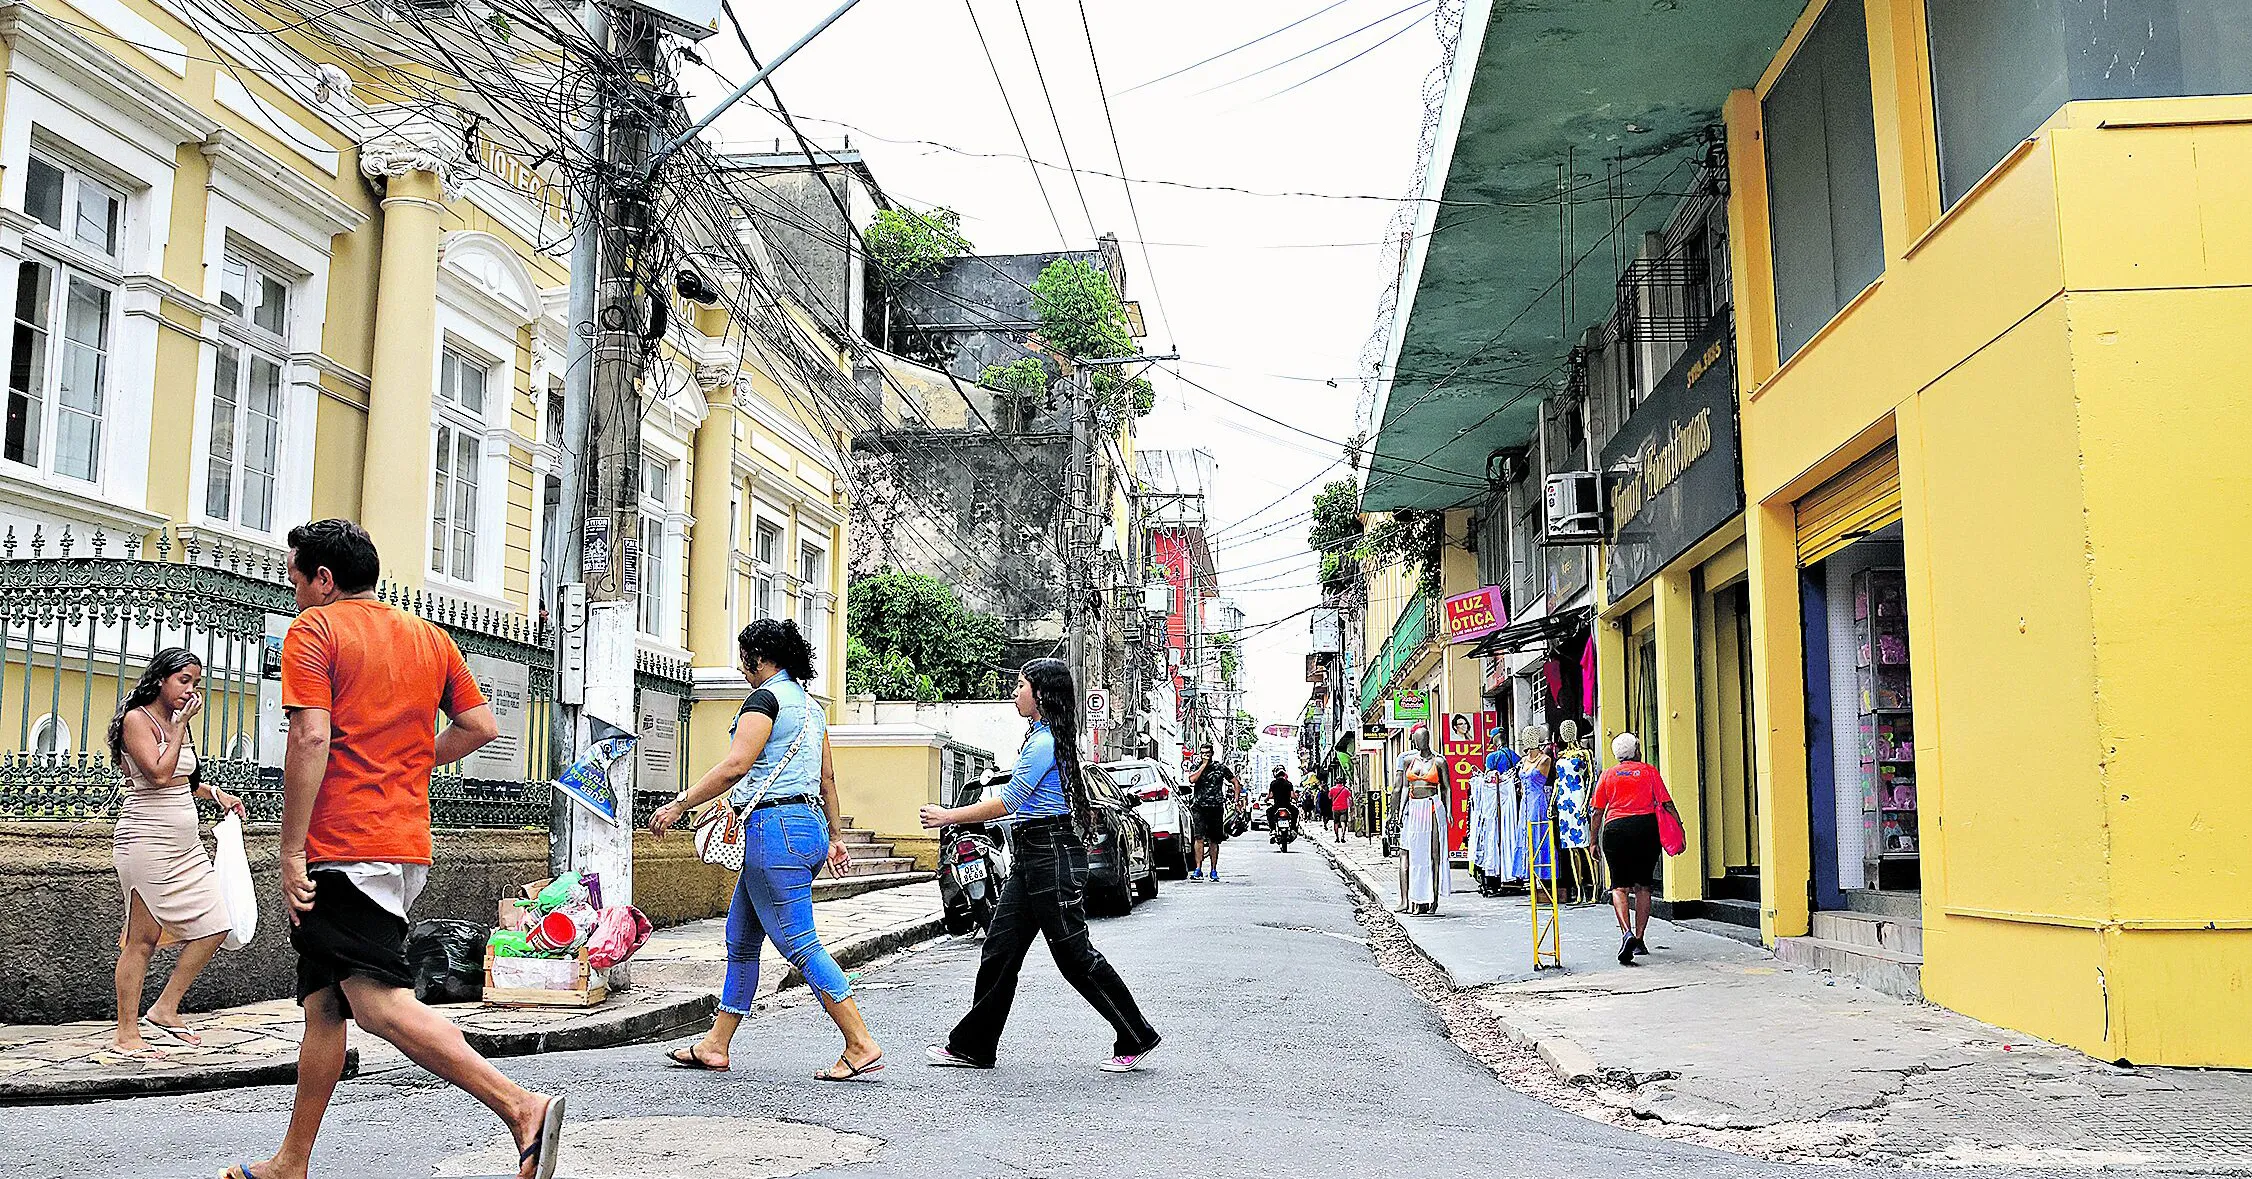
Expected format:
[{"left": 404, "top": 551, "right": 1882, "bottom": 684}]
[{"left": 720, "top": 803, "right": 850, "bottom": 1013}]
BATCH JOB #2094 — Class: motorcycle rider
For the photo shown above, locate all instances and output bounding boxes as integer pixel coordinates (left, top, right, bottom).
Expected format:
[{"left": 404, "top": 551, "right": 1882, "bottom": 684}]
[{"left": 1266, "top": 766, "right": 1295, "bottom": 830}]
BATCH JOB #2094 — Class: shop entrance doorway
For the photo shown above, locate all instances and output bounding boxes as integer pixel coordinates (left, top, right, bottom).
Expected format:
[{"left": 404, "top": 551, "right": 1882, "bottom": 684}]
[
  {"left": 1795, "top": 444, "right": 1920, "bottom": 910},
  {"left": 1698, "top": 578, "right": 1760, "bottom": 906}
]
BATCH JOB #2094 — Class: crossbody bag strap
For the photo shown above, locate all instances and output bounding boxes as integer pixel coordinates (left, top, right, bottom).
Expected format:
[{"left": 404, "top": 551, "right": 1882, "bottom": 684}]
[{"left": 729, "top": 691, "right": 816, "bottom": 819}]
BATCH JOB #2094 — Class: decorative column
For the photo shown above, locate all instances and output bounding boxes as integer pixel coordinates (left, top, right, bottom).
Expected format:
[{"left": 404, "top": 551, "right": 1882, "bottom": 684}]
[
  {"left": 356, "top": 117, "right": 469, "bottom": 586},
  {"left": 686, "top": 364, "right": 738, "bottom": 666}
]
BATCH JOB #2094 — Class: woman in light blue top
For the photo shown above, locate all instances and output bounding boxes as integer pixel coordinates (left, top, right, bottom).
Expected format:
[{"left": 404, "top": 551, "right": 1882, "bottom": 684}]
[
  {"left": 648, "top": 619, "right": 883, "bottom": 1081},
  {"left": 919, "top": 658, "right": 1161, "bottom": 1072}
]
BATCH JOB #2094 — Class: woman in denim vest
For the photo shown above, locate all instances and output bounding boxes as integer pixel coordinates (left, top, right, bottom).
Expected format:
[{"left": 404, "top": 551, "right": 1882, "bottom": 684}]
[
  {"left": 919, "top": 658, "right": 1162, "bottom": 1072},
  {"left": 648, "top": 619, "right": 883, "bottom": 1081}
]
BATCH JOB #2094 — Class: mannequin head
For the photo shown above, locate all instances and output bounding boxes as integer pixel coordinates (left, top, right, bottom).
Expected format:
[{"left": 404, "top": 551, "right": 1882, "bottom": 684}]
[
  {"left": 1559, "top": 719, "right": 1579, "bottom": 747},
  {"left": 1408, "top": 723, "right": 1432, "bottom": 757}
]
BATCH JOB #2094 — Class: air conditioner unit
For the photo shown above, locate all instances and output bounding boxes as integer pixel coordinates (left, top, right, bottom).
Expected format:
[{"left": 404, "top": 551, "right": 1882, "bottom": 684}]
[{"left": 1542, "top": 471, "right": 1606, "bottom": 545}]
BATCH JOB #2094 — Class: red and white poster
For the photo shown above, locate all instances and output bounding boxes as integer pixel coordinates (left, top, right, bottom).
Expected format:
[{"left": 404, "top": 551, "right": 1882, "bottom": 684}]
[{"left": 1439, "top": 709, "right": 1499, "bottom": 853}]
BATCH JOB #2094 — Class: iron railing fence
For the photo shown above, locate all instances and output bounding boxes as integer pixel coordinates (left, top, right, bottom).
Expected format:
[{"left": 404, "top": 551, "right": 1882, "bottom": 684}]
[{"left": 0, "top": 525, "right": 692, "bottom": 828}]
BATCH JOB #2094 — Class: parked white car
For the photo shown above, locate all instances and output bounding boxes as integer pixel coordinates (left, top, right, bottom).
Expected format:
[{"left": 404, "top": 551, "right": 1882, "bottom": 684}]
[{"left": 1096, "top": 759, "right": 1192, "bottom": 878}]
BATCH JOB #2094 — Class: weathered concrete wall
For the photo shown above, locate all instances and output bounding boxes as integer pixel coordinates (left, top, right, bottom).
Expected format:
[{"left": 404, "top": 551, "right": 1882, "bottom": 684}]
[
  {"left": 738, "top": 170, "right": 856, "bottom": 329},
  {"left": 890, "top": 250, "right": 1116, "bottom": 383},
  {"left": 847, "top": 431, "right": 1069, "bottom": 653},
  {"left": 0, "top": 824, "right": 737, "bottom": 1024}
]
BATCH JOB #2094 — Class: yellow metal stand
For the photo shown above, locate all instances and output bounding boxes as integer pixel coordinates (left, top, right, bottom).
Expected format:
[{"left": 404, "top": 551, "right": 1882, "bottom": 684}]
[{"left": 1530, "top": 816, "right": 1562, "bottom": 969}]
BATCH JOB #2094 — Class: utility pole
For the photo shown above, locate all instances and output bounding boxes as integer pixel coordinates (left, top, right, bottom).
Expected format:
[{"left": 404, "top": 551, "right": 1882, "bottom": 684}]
[
  {"left": 1064, "top": 365, "right": 1091, "bottom": 702},
  {"left": 552, "top": 4, "right": 663, "bottom": 909}
]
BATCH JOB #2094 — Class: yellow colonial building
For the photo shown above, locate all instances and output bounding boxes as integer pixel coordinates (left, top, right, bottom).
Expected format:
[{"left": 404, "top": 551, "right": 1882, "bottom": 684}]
[{"left": 0, "top": 0, "right": 853, "bottom": 782}]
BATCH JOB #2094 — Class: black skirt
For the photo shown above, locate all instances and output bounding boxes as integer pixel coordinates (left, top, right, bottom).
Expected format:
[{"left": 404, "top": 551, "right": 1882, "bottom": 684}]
[{"left": 1601, "top": 813, "right": 1662, "bottom": 889}]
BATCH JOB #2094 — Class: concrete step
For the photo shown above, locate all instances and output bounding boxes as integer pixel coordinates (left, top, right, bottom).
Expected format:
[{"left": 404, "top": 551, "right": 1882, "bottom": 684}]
[
  {"left": 1774, "top": 935, "right": 1923, "bottom": 1001},
  {"left": 837, "top": 855, "right": 918, "bottom": 878},
  {"left": 812, "top": 870, "right": 934, "bottom": 902},
  {"left": 1842, "top": 887, "right": 1922, "bottom": 921},
  {"left": 1702, "top": 897, "right": 1761, "bottom": 929},
  {"left": 1677, "top": 917, "right": 1764, "bottom": 946},
  {"left": 1813, "top": 909, "right": 1923, "bottom": 956}
]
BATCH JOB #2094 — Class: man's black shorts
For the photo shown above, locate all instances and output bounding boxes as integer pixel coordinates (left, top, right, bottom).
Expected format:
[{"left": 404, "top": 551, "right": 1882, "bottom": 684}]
[
  {"left": 291, "top": 869, "right": 414, "bottom": 1018},
  {"left": 1192, "top": 805, "right": 1227, "bottom": 843}
]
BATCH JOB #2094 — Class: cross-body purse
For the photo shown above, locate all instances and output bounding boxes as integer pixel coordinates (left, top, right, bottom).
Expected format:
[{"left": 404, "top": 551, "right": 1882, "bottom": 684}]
[{"left": 693, "top": 694, "right": 814, "bottom": 871}]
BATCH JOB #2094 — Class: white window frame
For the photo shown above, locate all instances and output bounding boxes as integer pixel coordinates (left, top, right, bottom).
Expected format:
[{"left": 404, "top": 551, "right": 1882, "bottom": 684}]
[
  {"left": 29, "top": 713, "right": 71, "bottom": 762},
  {"left": 4, "top": 146, "right": 126, "bottom": 490},
  {"left": 796, "top": 535, "right": 830, "bottom": 672},
  {"left": 428, "top": 232, "right": 540, "bottom": 606},
  {"left": 200, "top": 247, "right": 294, "bottom": 535},
  {"left": 750, "top": 508, "right": 785, "bottom": 622},
  {"left": 0, "top": 34, "right": 198, "bottom": 517},
  {"left": 188, "top": 130, "right": 353, "bottom": 552},
  {"left": 635, "top": 454, "right": 675, "bottom": 638},
  {"left": 429, "top": 336, "right": 495, "bottom": 587}
]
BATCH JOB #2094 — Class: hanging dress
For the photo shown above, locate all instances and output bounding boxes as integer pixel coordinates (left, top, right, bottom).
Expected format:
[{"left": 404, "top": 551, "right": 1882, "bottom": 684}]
[
  {"left": 1467, "top": 766, "right": 1503, "bottom": 880},
  {"left": 1521, "top": 764, "right": 1555, "bottom": 885},
  {"left": 1553, "top": 750, "right": 1594, "bottom": 850},
  {"left": 1493, "top": 750, "right": 1527, "bottom": 881}
]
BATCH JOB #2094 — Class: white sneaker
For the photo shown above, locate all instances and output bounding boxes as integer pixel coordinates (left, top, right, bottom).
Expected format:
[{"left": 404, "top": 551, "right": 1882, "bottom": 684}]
[{"left": 1100, "top": 1038, "right": 1161, "bottom": 1072}]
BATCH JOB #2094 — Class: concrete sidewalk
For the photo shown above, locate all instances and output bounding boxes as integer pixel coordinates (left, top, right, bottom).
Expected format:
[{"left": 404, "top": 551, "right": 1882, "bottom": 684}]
[
  {"left": 0, "top": 881, "right": 940, "bottom": 1103},
  {"left": 1314, "top": 833, "right": 2252, "bottom": 1172}
]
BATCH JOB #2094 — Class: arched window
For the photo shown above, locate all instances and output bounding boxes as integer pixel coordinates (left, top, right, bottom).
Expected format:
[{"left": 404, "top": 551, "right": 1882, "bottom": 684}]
[{"left": 30, "top": 714, "right": 72, "bottom": 761}]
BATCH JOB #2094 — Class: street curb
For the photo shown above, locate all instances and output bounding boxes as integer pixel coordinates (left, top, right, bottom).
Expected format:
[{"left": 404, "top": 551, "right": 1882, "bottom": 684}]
[
  {"left": 0, "top": 1048, "right": 361, "bottom": 1106},
  {"left": 474, "top": 911, "right": 948, "bottom": 1059},
  {"left": 0, "top": 910, "right": 946, "bottom": 1102},
  {"left": 1310, "top": 836, "right": 1604, "bottom": 1092}
]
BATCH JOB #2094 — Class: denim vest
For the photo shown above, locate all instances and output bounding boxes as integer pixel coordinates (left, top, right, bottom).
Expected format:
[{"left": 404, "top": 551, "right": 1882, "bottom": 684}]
[{"left": 727, "top": 671, "right": 824, "bottom": 808}]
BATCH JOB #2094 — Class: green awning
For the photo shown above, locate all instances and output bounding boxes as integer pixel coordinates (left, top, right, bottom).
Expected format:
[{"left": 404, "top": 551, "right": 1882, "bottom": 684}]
[{"left": 1362, "top": 0, "right": 1807, "bottom": 512}]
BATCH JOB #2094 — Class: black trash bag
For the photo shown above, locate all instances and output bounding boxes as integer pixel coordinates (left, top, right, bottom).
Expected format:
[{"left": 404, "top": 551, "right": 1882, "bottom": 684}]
[{"left": 405, "top": 918, "right": 490, "bottom": 1004}]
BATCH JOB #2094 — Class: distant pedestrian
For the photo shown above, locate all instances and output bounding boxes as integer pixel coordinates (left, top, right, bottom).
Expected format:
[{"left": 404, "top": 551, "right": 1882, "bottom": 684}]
[
  {"left": 1326, "top": 778, "right": 1352, "bottom": 841},
  {"left": 920, "top": 659, "right": 1162, "bottom": 1072},
  {"left": 1185, "top": 745, "right": 1234, "bottom": 881},
  {"left": 109, "top": 647, "right": 247, "bottom": 1057},
  {"left": 230, "top": 520, "right": 563, "bottom": 1179},
  {"left": 1592, "top": 732, "right": 1679, "bottom": 967},
  {"left": 647, "top": 618, "right": 882, "bottom": 1081},
  {"left": 1312, "top": 768, "right": 1334, "bottom": 830}
]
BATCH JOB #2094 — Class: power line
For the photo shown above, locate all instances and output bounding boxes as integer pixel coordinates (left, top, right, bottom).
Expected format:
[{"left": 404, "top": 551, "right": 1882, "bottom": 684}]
[
  {"left": 1076, "top": 0, "right": 1173, "bottom": 351},
  {"left": 1246, "top": 3, "right": 1434, "bottom": 105},
  {"left": 1115, "top": 0, "right": 1358, "bottom": 95},
  {"left": 964, "top": 0, "right": 1069, "bottom": 245},
  {"left": 1191, "top": 0, "right": 1433, "bottom": 96},
  {"left": 1013, "top": 1, "right": 1100, "bottom": 241}
]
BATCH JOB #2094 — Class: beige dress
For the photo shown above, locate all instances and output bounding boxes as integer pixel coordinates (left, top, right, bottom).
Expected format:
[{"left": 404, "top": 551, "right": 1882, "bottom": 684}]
[{"left": 113, "top": 710, "right": 231, "bottom": 942}]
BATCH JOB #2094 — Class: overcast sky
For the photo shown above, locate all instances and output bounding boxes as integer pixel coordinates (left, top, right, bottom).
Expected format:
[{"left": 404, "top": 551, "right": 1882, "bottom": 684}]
[{"left": 699, "top": 0, "right": 1442, "bottom": 725}]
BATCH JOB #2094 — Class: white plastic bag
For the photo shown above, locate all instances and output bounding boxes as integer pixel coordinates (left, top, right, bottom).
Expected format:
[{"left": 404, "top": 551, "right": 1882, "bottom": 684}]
[{"left": 213, "top": 814, "right": 258, "bottom": 951}]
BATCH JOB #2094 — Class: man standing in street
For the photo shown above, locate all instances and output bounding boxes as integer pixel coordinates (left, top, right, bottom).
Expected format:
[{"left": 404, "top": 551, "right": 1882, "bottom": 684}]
[
  {"left": 231, "top": 520, "right": 564, "bottom": 1179},
  {"left": 1187, "top": 746, "right": 1234, "bottom": 882}
]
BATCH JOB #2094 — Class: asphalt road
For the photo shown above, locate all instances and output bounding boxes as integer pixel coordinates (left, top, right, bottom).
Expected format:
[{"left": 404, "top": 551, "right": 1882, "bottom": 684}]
[{"left": 0, "top": 844, "right": 2024, "bottom": 1178}]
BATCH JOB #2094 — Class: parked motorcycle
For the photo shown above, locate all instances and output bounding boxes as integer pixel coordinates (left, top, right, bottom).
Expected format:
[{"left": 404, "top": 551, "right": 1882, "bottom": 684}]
[
  {"left": 1270, "top": 803, "right": 1299, "bottom": 852},
  {"left": 938, "top": 773, "right": 1010, "bottom": 935}
]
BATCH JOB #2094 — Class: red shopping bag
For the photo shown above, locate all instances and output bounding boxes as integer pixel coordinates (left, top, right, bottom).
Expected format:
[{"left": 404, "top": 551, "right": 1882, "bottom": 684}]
[{"left": 1657, "top": 806, "right": 1687, "bottom": 857}]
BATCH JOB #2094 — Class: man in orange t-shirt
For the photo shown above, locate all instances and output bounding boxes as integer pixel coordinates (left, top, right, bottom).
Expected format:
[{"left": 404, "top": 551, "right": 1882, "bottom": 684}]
[{"left": 231, "top": 520, "right": 563, "bottom": 1179}]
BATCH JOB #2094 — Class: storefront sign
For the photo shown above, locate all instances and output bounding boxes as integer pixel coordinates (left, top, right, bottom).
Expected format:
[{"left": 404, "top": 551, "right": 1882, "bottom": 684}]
[
  {"left": 1438, "top": 709, "right": 1498, "bottom": 853},
  {"left": 1603, "top": 313, "right": 1744, "bottom": 599},
  {"left": 1310, "top": 607, "right": 1342, "bottom": 653},
  {"left": 1360, "top": 722, "right": 1392, "bottom": 742},
  {"left": 1442, "top": 586, "right": 1508, "bottom": 644},
  {"left": 1390, "top": 690, "right": 1430, "bottom": 722}
]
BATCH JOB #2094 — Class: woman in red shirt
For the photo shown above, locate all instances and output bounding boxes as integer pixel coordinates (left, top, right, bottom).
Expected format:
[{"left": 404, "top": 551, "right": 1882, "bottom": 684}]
[{"left": 1591, "top": 732, "right": 1679, "bottom": 967}]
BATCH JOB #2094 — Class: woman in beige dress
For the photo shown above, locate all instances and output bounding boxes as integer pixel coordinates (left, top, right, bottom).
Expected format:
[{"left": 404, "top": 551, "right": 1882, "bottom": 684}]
[{"left": 110, "top": 647, "right": 245, "bottom": 1056}]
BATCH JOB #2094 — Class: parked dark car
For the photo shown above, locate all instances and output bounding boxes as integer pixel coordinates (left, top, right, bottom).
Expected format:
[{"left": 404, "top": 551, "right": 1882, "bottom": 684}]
[{"left": 1079, "top": 765, "right": 1158, "bottom": 916}]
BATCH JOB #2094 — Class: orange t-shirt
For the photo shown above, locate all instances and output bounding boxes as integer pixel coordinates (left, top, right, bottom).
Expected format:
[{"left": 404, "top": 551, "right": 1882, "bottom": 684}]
[
  {"left": 1592, "top": 760, "right": 1671, "bottom": 818},
  {"left": 281, "top": 598, "right": 486, "bottom": 866}
]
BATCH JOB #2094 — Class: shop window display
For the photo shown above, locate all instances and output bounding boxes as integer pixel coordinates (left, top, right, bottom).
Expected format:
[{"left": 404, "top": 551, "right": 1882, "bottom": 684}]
[{"left": 1853, "top": 568, "right": 1918, "bottom": 889}]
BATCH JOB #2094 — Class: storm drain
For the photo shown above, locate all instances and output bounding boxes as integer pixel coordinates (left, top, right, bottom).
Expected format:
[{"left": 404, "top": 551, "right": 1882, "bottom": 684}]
[{"left": 433, "top": 1114, "right": 883, "bottom": 1179}]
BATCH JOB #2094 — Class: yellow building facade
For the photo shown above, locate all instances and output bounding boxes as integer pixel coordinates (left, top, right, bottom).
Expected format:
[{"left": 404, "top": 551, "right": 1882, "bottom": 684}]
[
  {"left": 1725, "top": 0, "right": 2252, "bottom": 1066},
  {"left": 0, "top": 0, "right": 852, "bottom": 781}
]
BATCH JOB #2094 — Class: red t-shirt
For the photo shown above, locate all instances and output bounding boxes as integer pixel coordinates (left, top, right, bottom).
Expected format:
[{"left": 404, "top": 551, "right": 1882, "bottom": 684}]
[
  {"left": 1592, "top": 760, "right": 1671, "bottom": 818},
  {"left": 1328, "top": 784, "right": 1352, "bottom": 812},
  {"left": 281, "top": 598, "right": 486, "bottom": 866}
]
